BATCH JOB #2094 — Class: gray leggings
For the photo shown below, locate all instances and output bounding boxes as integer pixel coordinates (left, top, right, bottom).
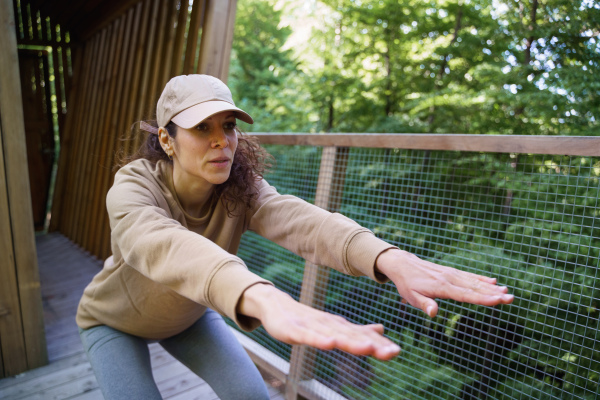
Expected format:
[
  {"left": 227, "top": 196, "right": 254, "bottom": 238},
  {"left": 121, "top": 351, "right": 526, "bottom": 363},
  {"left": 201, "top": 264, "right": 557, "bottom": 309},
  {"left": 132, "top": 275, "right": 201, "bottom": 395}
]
[{"left": 79, "top": 309, "right": 270, "bottom": 399}]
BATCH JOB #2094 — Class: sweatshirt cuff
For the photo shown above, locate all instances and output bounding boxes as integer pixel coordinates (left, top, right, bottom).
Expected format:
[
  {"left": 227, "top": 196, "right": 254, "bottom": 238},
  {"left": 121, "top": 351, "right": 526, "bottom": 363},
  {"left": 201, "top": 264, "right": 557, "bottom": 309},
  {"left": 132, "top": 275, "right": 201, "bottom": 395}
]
[
  {"left": 206, "top": 261, "right": 273, "bottom": 331},
  {"left": 346, "top": 231, "right": 398, "bottom": 283}
]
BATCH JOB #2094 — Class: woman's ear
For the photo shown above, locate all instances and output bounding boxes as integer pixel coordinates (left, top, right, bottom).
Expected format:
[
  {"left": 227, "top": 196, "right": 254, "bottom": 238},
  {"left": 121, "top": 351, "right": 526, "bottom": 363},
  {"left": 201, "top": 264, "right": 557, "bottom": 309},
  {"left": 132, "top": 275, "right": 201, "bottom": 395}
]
[{"left": 158, "top": 127, "right": 173, "bottom": 157}]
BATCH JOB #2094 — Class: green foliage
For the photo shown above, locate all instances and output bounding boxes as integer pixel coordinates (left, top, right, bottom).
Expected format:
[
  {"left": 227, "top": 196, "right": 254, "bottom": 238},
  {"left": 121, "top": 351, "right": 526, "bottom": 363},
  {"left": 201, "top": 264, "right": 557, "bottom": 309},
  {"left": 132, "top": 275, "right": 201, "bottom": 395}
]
[{"left": 229, "top": 0, "right": 599, "bottom": 135}]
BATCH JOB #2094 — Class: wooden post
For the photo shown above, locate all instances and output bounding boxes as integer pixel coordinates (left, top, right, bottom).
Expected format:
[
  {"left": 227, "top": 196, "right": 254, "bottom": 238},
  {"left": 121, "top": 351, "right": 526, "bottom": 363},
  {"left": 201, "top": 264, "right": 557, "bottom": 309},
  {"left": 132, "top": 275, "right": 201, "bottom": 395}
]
[
  {"left": 0, "top": 0, "right": 47, "bottom": 376},
  {"left": 285, "top": 146, "right": 349, "bottom": 400},
  {"left": 198, "top": 0, "right": 237, "bottom": 81},
  {"left": 182, "top": 0, "right": 206, "bottom": 75}
]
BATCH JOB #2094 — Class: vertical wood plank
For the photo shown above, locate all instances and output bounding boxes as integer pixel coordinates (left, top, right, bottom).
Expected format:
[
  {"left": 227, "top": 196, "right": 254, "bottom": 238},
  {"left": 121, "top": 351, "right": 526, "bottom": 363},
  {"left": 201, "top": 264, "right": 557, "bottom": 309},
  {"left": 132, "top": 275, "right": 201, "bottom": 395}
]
[
  {"left": 24, "top": 2, "right": 32, "bottom": 39},
  {"left": 130, "top": 0, "right": 161, "bottom": 153},
  {"left": 285, "top": 147, "right": 349, "bottom": 400},
  {"left": 75, "top": 24, "right": 115, "bottom": 247},
  {"left": 48, "top": 45, "right": 83, "bottom": 233},
  {"left": 63, "top": 36, "right": 100, "bottom": 238},
  {"left": 48, "top": 17, "right": 66, "bottom": 135},
  {"left": 142, "top": 0, "right": 173, "bottom": 120},
  {"left": 170, "top": 0, "right": 189, "bottom": 77},
  {"left": 100, "top": 0, "right": 152, "bottom": 258},
  {"left": 59, "top": 45, "right": 87, "bottom": 236},
  {"left": 159, "top": 0, "right": 179, "bottom": 85},
  {"left": 183, "top": 0, "right": 206, "bottom": 75},
  {"left": 80, "top": 19, "right": 121, "bottom": 252},
  {"left": 0, "top": 122, "right": 28, "bottom": 377},
  {"left": 0, "top": 0, "right": 47, "bottom": 374},
  {"left": 31, "top": 7, "right": 40, "bottom": 39},
  {"left": 98, "top": 1, "right": 146, "bottom": 258},
  {"left": 74, "top": 27, "right": 112, "bottom": 245},
  {"left": 89, "top": 9, "right": 132, "bottom": 257},
  {"left": 11, "top": 0, "right": 20, "bottom": 40},
  {"left": 61, "top": 42, "right": 72, "bottom": 104},
  {"left": 197, "top": 0, "right": 237, "bottom": 80}
]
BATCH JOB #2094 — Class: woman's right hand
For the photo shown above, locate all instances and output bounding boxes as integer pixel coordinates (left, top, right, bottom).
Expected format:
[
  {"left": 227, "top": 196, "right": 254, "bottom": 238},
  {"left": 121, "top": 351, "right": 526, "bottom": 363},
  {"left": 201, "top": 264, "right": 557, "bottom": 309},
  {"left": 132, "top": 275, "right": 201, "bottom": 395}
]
[{"left": 237, "top": 284, "right": 401, "bottom": 360}]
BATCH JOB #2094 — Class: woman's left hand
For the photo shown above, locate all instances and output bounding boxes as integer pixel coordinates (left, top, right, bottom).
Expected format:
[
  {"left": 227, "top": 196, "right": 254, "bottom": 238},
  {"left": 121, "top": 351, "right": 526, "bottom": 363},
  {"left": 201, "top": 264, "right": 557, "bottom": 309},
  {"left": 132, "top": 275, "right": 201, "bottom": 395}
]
[
  {"left": 238, "top": 283, "right": 401, "bottom": 360},
  {"left": 375, "top": 249, "right": 514, "bottom": 318}
]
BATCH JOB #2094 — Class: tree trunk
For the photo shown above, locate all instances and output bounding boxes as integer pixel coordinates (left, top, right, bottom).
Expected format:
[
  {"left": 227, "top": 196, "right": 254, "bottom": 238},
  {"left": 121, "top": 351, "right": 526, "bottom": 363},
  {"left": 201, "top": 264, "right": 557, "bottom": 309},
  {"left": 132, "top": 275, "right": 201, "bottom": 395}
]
[{"left": 428, "top": 5, "right": 463, "bottom": 127}]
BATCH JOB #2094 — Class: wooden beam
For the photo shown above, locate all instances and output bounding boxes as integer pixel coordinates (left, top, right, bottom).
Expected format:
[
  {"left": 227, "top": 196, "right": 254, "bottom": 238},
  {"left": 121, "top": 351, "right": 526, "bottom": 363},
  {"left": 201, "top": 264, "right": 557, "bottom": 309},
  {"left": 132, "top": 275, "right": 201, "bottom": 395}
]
[
  {"left": 0, "top": 0, "right": 47, "bottom": 374},
  {"left": 183, "top": 0, "right": 206, "bottom": 75},
  {"left": 252, "top": 133, "right": 600, "bottom": 157},
  {"left": 197, "top": 0, "right": 237, "bottom": 80},
  {"left": 0, "top": 121, "right": 28, "bottom": 378},
  {"left": 285, "top": 147, "right": 349, "bottom": 400}
]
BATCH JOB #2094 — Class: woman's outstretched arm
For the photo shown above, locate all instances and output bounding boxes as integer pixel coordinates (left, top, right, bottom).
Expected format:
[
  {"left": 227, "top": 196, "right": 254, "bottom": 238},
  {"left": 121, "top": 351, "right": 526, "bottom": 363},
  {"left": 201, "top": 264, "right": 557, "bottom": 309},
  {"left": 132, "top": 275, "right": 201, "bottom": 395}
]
[
  {"left": 237, "top": 250, "right": 513, "bottom": 360},
  {"left": 374, "top": 248, "right": 514, "bottom": 318},
  {"left": 237, "top": 283, "right": 402, "bottom": 360}
]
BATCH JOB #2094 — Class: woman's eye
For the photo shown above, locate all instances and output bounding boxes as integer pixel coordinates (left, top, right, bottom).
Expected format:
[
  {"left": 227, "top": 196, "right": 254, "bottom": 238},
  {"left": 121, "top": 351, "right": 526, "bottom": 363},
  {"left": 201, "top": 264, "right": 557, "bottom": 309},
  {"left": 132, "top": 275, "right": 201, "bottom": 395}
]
[
  {"left": 195, "top": 123, "right": 209, "bottom": 131},
  {"left": 224, "top": 122, "right": 237, "bottom": 130}
]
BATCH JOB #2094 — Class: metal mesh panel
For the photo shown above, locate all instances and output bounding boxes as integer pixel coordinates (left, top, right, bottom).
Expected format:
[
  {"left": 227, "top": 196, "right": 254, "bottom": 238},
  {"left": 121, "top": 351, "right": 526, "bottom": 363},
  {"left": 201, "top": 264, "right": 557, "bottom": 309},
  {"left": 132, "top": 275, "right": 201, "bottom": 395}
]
[
  {"left": 235, "top": 144, "right": 323, "bottom": 360},
  {"left": 237, "top": 144, "right": 600, "bottom": 400}
]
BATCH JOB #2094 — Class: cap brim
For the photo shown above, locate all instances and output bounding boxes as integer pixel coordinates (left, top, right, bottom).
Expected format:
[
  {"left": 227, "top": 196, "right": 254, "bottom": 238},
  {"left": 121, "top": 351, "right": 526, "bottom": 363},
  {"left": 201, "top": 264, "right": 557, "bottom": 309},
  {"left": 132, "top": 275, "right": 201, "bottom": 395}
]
[{"left": 170, "top": 100, "right": 254, "bottom": 128}]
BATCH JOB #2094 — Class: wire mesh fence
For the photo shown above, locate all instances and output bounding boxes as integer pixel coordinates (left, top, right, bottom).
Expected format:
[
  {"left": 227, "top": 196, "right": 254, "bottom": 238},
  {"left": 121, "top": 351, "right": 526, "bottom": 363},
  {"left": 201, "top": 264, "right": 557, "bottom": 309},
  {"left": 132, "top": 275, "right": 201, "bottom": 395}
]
[{"left": 235, "top": 141, "right": 600, "bottom": 400}]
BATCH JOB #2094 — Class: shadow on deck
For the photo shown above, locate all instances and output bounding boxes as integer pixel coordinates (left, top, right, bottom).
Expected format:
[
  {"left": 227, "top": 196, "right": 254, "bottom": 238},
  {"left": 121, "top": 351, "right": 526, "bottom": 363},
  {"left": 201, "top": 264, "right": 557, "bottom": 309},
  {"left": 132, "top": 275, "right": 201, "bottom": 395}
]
[{"left": 0, "top": 233, "right": 284, "bottom": 400}]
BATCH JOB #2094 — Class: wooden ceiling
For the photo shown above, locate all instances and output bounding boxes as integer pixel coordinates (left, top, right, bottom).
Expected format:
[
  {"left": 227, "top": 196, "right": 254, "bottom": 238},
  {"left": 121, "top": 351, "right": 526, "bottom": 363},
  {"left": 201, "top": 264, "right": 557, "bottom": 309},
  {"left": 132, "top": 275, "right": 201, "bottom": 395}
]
[{"left": 22, "top": 0, "right": 145, "bottom": 42}]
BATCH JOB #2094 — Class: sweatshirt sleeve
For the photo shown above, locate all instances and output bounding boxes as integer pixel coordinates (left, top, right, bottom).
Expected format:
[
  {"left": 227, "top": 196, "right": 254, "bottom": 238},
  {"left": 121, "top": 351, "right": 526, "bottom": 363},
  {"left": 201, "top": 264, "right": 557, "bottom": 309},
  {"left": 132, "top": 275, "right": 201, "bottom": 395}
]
[
  {"left": 107, "top": 165, "right": 272, "bottom": 329},
  {"left": 247, "top": 180, "right": 397, "bottom": 283}
]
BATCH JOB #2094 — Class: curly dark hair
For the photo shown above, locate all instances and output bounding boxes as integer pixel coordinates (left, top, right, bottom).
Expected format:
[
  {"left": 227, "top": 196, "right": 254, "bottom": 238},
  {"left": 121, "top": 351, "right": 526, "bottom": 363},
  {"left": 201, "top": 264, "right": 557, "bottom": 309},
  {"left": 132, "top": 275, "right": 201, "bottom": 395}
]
[{"left": 118, "top": 120, "right": 273, "bottom": 216}]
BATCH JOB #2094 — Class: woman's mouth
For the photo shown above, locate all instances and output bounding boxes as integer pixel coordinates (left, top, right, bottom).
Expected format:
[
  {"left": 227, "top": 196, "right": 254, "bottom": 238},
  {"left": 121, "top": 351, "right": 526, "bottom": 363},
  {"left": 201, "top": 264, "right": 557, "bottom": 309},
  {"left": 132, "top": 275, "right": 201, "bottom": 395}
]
[{"left": 208, "top": 157, "right": 230, "bottom": 168}]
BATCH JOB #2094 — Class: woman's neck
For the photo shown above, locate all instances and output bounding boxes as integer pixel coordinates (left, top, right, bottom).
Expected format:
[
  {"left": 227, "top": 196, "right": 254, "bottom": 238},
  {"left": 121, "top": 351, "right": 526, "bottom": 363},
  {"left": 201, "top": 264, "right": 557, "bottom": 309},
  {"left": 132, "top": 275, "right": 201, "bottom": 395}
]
[{"left": 171, "top": 165, "right": 215, "bottom": 218}]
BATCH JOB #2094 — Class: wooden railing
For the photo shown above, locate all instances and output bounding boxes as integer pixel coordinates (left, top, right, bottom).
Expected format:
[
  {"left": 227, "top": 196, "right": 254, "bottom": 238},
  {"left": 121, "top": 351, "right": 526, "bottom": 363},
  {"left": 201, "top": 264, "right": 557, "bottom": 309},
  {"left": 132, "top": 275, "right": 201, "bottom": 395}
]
[
  {"left": 252, "top": 133, "right": 599, "bottom": 156},
  {"left": 237, "top": 133, "right": 600, "bottom": 400}
]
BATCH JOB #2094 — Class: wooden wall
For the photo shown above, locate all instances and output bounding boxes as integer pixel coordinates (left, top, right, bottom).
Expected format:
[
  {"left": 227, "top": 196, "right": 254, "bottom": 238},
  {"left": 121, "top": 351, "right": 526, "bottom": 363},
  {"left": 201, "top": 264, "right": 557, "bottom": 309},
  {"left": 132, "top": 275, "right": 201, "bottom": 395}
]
[
  {"left": 48, "top": 0, "right": 239, "bottom": 260},
  {"left": 0, "top": 0, "right": 48, "bottom": 378},
  {"left": 0, "top": 0, "right": 238, "bottom": 377}
]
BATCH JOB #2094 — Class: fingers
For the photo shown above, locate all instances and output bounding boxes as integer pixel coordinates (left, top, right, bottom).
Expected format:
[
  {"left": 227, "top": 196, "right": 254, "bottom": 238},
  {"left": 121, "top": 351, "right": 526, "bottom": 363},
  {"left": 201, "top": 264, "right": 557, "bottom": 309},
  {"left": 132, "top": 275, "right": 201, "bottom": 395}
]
[
  {"left": 366, "top": 323, "right": 385, "bottom": 334},
  {"left": 465, "top": 291, "right": 514, "bottom": 306},
  {"left": 274, "top": 311, "right": 400, "bottom": 360},
  {"left": 406, "top": 293, "right": 439, "bottom": 318},
  {"left": 425, "top": 301, "right": 438, "bottom": 318},
  {"left": 319, "top": 320, "right": 400, "bottom": 360},
  {"left": 257, "top": 289, "right": 401, "bottom": 360}
]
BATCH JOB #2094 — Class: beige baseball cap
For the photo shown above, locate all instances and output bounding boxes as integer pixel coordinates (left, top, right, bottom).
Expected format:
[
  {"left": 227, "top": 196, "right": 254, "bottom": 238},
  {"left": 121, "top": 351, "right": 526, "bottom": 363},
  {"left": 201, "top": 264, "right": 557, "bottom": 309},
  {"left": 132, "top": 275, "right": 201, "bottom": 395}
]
[{"left": 156, "top": 74, "right": 253, "bottom": 129}]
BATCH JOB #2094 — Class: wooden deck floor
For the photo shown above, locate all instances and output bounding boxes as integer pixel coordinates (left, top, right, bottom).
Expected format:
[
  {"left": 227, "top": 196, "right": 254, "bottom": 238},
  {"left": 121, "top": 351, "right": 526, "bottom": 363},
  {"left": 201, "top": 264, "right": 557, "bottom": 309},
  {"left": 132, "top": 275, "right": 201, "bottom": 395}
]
[{"left": 0, "top": 233, "right": 284, "bottom": 400}]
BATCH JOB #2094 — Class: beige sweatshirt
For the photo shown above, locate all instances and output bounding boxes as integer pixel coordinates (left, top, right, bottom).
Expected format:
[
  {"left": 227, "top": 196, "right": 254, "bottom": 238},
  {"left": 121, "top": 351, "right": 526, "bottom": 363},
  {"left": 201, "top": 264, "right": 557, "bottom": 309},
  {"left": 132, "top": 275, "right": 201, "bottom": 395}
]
[{"left": 76, "top": 159, "right": 396, "bottom": 339}]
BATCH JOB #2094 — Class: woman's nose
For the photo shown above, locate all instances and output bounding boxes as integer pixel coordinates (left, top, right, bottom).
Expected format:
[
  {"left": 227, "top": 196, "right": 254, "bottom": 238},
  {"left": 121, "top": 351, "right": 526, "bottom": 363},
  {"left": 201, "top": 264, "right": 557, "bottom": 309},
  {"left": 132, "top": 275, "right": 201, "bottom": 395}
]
[{"left": 211, "top": 127, "right": 228, "bottom": 149}]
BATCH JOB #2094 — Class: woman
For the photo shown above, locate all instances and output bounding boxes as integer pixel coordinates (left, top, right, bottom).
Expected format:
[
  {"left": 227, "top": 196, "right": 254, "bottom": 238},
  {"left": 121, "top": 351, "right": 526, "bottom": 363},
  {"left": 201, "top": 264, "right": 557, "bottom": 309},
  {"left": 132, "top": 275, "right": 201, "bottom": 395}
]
[{"left": 77, "top": 74, "right": 513, "bottom": 399}]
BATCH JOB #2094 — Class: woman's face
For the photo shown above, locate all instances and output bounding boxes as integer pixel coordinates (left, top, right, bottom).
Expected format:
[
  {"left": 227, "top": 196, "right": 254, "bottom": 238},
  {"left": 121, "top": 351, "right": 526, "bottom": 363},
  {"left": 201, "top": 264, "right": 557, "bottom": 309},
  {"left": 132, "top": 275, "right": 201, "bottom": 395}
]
[{"left": 170, "top": 111, "right": 238, "bottom": 187}]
